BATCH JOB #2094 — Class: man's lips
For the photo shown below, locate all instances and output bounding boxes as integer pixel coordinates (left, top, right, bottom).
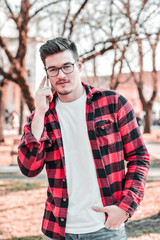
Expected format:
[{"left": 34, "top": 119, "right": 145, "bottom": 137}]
[{"left": 57, "top": 80, "right": 69, "bottom": 85}]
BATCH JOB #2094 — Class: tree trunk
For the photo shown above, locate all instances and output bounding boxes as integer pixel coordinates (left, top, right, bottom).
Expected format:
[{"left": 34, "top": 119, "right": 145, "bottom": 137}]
[
  {"left": 143, "top": 105, "right": 152, "bottom": 134},
  {"left": 19, "top": 79, "right": 35, "bottom": 112},
  {"left": 19, "top": 92, "right": 24, "bottom": 135},
  {"left": 0, "top": 86, "right": 4, "bottom": 142}
]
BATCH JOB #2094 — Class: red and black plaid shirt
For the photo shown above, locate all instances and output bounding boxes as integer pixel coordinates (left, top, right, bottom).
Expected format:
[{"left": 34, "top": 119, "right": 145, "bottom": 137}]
[{"left": 18, "top": 82, "right": 150, "bottom": 240}]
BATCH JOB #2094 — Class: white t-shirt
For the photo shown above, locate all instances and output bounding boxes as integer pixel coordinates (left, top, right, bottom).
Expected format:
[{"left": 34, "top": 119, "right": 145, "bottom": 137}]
[{"left": 56, "top": 91, "right": 105, "bottom": 234}]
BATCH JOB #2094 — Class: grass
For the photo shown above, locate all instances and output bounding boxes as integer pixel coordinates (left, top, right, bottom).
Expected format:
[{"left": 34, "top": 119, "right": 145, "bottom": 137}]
[
  {"left": 0, "top": 180, "right": 47, "bottom": 195},
  {"left": 126, "top": 212, "right": 160, "bottom": 237},
  {"left": 0, "top": 172, "right": 46, "bottom": 180},
  {"left": 6, "top": 236, "right": 46, "bottom": 240},
  {"left": 3, "top": 213, "right": 160, "bottom": 239},
  {"left": 1, "top": 160, "right": 160, "bottom": 239},
  {"left": 150, "top": 159, "right": 160, "bottom": 168}
]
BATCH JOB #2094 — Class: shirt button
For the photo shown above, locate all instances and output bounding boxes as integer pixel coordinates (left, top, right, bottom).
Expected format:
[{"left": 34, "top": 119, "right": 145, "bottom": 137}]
[
  {"left": 63, "top": 179, "right": 66, "bottom": 182},
  {"left": 101, "top": 126, "right": 105, "bottom": 129},
  {"left": 61, "top": 218, "right": 64, "bottom": 222},
  {"left": 63, "top": 198, "right": 66, "bottom": 202}
]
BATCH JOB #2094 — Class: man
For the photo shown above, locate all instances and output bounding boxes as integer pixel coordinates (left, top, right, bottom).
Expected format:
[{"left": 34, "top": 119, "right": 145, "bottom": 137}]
[{"left": 18, "top": 37, "right": 150, "bottom": 240}]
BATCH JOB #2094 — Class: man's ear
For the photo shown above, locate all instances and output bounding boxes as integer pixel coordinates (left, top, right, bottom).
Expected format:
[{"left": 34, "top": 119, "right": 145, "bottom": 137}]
[
  {"left": 77, "top": 60, "right": 82, "bottom": 71},
  {"left": 43, "top": 65, "right": 46, "bottom": 70}
]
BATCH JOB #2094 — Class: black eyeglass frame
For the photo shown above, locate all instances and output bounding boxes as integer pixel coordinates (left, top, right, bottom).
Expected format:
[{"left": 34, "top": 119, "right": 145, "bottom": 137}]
[{"left": 45, "top": 61, "right": 77, "bottom": 77}]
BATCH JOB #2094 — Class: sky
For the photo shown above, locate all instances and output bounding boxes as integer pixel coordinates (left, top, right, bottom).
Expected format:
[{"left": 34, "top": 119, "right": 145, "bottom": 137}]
[{"left": 1, "top": 0, "right": 160, "bottom": 82}]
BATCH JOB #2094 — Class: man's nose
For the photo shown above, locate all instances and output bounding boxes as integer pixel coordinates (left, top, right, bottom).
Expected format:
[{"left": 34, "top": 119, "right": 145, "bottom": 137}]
[{"left": 57, "top": 68, "right": 66, "bottom": 78}]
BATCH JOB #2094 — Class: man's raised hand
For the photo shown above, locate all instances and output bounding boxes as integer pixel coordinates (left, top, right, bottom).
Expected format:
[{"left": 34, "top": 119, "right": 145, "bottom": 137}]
[{"left": 35, "top": 76, "right": 53, "bottom": 116}]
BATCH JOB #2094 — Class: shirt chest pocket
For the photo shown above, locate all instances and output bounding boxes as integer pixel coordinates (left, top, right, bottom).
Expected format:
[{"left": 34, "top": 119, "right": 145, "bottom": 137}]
[{"left": 95, "top": 119, "right": 115, "bottom": 137}]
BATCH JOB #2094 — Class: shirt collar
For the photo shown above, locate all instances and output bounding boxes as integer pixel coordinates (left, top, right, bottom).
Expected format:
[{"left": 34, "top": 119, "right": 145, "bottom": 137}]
[
  {"left": 82, "top": 81, "right": 102, "bottom": 96},
  {"left": 50, "top": 81, "right": 103, "bottom": 110}
]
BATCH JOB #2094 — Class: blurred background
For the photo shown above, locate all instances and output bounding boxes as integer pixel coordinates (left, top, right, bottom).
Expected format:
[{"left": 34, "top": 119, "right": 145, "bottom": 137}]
[{"left": 0, "top": 0, "right": 160, "bottom": 239}]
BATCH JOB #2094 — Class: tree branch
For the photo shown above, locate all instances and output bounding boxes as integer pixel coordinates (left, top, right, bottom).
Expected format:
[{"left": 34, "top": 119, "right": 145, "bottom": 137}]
[
  {"left": 149, "top": 88, "right": 157, "bottom": 104},
  {"left": 80, "top": 33, "right": 134, "bottom": 60},
  {"left": 4, "top": 0, "right": 18, "bottom": 23},
  {"left": 145, "top": 29, "right": 160, "bottom": 47},
  {"left": 61, "top": 0, "right": 71, "bottom": 37},
  {"left": 0, "top": 36, "right": 14, "bottom": 63},
  {"left": 139, "top": 3, "right": 160, "bottom": 27},
  {"left": 32, "top": 0, "right": 38, "bottom": 7},
  {"left": 0, "top": 67, "right": 17, "bottom": 83},
  {"left": 5, "top": 0, "right": 14, "bottom": 17},
  {"left": 135, "top": 0, "right": 149, "bottom": 25},
  {"left": 124, "top": 57, "right": 139, "bottom": 86},
  {"left": 15, "top": 0, "right": 30, "bottom": 63},
  {"left": 110, "top": 35, "right": 131, "bottom": 89},
  {"left": 68, "top": 0, "right": 89, "bottom": 38},
  {"left": 81, "top": 45, "right": 114, "bottom": 63},
  {"left": 30, "top": 0, "right": 64, "bottom": 19}
]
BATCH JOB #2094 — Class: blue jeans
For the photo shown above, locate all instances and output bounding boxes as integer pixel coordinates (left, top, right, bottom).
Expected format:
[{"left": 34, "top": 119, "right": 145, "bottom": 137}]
[{"left": 47, "top": 225, "right": 127, "bottom": 240}]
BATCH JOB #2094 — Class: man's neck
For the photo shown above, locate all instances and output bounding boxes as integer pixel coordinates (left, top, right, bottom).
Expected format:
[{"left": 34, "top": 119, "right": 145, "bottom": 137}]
[{"left": 58, "top": 84, "right": 84, "bottom": 103}]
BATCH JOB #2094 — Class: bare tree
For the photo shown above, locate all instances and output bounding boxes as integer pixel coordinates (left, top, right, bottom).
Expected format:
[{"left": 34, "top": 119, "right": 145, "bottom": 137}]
[
  {"left": 0, "top": 79, "right": 5, "bottom": 142},
  {"left": 0, "top": 0, "right": 67, "bottom": 139},
  {"left": 1, "top": 0, "right": 34, "bottom": 112},
  {"left": 0, "top": 0, "right": 64, "bottom": 112},
  {"left": 122, "top": 0, "right": 160, "bottom": 133},
  {"left": 105, "top": 0, "right": 160, "bottom": 133},
  {"left": 1, "top": 0, "right": 159, "bottom": 136},
  {"left": 0, "top": 0, "right": 129, "bottom": 110},
  {"left": 127, "top": 32, "right": 160, "bottom": 133},
  {"left": 109, "top": 38, "right": 131, "bottom": 90}
]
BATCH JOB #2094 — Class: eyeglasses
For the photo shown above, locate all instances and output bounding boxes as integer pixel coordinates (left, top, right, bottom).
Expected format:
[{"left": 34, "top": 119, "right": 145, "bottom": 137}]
[{"left": 46, "top": 61, "right": 76, "bottom": 77}]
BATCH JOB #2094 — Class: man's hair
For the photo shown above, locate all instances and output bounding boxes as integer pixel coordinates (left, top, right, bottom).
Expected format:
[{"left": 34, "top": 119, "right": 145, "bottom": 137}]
[{"left": 39, "top": 37, "right": 79, "bottom": 66}]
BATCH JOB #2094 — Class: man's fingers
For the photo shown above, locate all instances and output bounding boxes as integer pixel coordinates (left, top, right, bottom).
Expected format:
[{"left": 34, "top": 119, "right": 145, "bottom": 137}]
[
  {"left": 92, "top": 206, "right": 109, "bottom": 213},
  {"left": 46, "top": 77, "right": 49, "bottom": 86},
  {"left": 43, "top": 90, "right": 53, "bottom": 102},
  {"left": 38, "top": 77, "right": 53, "bottom": 101},
  {"left": 39, "top": 76, "right": 46, "bottom": 89},
  {"left": 47, "top": 93, "right": 53, "bottom": 102},
  {"left": 105, "top": 221, "right": 110, "bottom": 229}
]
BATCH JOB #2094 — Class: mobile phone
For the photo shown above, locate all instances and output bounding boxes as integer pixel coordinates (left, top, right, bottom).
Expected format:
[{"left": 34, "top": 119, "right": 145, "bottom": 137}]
[
  {"left": 46, "top": 73, "right": 50, "bottom": 101},
  {"left": 46, "top": 73, "right": 49, "bottom": 87}
]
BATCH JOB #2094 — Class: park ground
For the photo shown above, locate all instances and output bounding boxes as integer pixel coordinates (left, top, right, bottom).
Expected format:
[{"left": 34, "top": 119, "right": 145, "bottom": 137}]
[{"left": 0, "top": 129, "right": 160, "bottom": 240}]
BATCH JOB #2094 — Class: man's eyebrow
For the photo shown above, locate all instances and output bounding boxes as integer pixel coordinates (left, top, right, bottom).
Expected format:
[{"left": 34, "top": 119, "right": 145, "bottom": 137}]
[
  {"left": 63, "top": 62, "right": 73, "bottom": 65},
  {"left": 47, "top": 62, "right": 73, "bottom": 69}
]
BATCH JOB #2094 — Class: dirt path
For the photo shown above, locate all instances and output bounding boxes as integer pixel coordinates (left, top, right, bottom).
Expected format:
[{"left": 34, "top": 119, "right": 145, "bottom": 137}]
[
  {"left": 0, "top": 181, "right": 160, "bottom": 240},
  {"left": 0, "top": 188, "right": 46, "bottom": 239}
]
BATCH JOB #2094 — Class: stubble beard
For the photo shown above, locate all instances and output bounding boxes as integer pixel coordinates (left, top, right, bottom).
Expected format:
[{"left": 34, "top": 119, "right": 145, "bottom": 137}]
[
  {"left": 55, "top": 80, "right": 72, "bottom": 96},
  {"left": 58, "top": 89, "right": 72, "bottom": 96}
]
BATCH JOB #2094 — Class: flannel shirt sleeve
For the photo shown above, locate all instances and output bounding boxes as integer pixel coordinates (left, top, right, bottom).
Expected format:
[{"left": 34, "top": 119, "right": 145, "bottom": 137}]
[
  {"left": 115, "top": 94, "right": 150, "bottom": 217},
  {"left": 17, "top": 112, "right": 51, "bottom": 177}
]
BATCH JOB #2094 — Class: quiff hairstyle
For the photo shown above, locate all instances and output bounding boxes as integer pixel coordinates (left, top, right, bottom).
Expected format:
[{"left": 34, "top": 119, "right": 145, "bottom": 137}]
[{"left": 39, "top": 37, "right": 79, "bottom": 66}]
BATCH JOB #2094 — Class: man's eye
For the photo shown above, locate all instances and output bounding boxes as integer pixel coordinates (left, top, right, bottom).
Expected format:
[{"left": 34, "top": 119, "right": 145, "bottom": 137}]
[
  {"left": 49, "top": 68, "right": 57, "bottom": 72},
  {"left": 63, "top": 65, "right": 71, "bottom": 69}
]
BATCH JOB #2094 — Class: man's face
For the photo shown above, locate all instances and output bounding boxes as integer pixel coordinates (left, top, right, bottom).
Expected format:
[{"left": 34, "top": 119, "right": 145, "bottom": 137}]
[{"left": 45, "top": 50, "right": 82, "bottom": 102}]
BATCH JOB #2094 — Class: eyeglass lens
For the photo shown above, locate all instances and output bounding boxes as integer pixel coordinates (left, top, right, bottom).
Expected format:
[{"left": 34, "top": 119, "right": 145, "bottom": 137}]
[{"left": 47, "top": 64, "right": 74, "bottom": 77}]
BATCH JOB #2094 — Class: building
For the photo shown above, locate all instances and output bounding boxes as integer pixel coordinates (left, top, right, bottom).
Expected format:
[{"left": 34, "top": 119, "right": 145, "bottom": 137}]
[
  {"left": 82, "top": 72, "right": 160, "bottom": 123},
  {"left": 1, "top": 37, "right": 160, "bottom": 132},
  {"left": 0, "top": 37, "right": 44, "bottom": 132}
]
